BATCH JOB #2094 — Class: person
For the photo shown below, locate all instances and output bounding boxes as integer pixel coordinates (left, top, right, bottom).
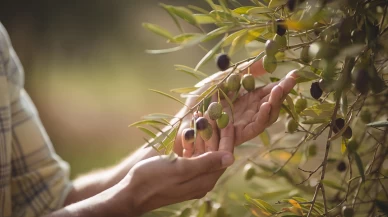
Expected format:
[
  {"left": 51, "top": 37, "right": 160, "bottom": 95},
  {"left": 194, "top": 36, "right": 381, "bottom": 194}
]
[{"left": 0, "top": 21, "right": 297, "bottom": 217}]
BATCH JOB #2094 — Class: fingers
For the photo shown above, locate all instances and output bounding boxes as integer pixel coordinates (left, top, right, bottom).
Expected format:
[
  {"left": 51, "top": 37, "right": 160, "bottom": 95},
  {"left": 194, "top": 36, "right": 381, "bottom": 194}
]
[
  {"left": 218, "top": 122, "right": 235, "bottom": 153},
  {"left": 180, "top": 151, "right": 234, "bottom": 179},
  {"left": 182, "top": 128, "right": 194, "bottom": 158},
  {"left": 268, "top": 85, "right": 284, "bottom": 124}
]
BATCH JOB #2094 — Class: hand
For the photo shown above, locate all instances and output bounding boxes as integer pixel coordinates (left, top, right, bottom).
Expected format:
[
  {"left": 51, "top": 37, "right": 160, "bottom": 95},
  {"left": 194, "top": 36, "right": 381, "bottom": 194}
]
[
  {"left": 176, "top": 61, "right": 297, "bottom": 157},
  {"left": 119, "top": 150, "right": 235, "bottom": 216}
]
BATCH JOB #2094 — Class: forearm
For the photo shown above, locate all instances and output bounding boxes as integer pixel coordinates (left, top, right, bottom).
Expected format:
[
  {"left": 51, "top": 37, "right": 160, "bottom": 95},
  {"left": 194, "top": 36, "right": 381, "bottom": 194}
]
[
  {"left": 64, "top": 108, "right": 189, "bottom": 205},
  {"left": 47, "top": 182, "right": 134, "bottom": 217},
  {"left": 64, "top": 145, "right": 158, "bottom": 205}
]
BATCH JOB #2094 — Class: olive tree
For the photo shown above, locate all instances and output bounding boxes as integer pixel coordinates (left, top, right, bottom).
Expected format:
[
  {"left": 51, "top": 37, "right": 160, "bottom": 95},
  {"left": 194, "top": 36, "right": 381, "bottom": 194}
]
[{"left": 132, "top": 0, "right": 388, "bottom": 216}]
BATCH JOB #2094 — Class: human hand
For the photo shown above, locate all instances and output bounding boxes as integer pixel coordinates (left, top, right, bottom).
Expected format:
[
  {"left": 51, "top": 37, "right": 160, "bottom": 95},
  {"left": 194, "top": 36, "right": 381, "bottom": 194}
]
[
  {"left": 174, "top": 60, "right": 297, "bottom": 156},
  {"left": 118, "top": 150, "right": 234, "bottom": 216}
]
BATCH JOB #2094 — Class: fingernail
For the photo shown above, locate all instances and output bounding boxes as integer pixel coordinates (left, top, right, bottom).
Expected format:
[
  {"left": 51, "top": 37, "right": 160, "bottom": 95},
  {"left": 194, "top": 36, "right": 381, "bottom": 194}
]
[{"left": 221, "top": 154, "right": 234, "bottom": 167}]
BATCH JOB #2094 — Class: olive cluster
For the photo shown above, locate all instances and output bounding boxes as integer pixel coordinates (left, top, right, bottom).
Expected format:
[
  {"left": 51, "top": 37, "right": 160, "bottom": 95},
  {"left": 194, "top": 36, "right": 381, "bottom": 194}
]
[
  {"left": 263, "top": 20, "right": 288, "bottom": 73},
  {"left": 286, "top": 98, "right": 308, "bottom": 133},
  {"left": 183, "top": 54, "right": 257, "bottom": 143},
  {"left": 305, "top": 18, "right": 386, "bottom": 100}
]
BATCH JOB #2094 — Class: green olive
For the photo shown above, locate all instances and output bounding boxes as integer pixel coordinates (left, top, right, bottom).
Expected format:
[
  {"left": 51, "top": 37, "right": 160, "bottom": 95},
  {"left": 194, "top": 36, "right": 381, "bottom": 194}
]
[
  {"left": 216, "top": 112, "right": 229, "bottom": 129},
  {"left": 295, "top": 98, "right": 307, "bottom": 114},
  {"left": 208, "top": 102, "right": 223, "bottom": 120},
  {"left": 263, "top": 55, "right": 277, "bottom": 73},
  {"left": 273, "top": 34, "right": 287, "bottom": 48},
  {"left": 242, "top": 74, "right": 255, "bottom": 92},
  {"left": 227, "top": 74, "right": 241, "bottom": 92},
  {"left": 286, "top": 119, "right": 298, "bottom": 133},
  {"left": 265, "top": 40, "right": 279, "bottom": 56}
]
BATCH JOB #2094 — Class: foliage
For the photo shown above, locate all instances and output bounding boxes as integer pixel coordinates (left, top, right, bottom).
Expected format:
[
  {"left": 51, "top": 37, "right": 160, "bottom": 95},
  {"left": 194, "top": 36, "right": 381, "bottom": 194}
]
[{"left": 136, "top": 0, "right": 388, "bottom": 216}]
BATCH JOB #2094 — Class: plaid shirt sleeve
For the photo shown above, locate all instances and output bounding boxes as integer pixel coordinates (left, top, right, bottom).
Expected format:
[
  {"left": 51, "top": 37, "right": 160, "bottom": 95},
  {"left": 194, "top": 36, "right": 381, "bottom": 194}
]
[{"left": 0, "top": 23, "right": 72, "bottom": 217}]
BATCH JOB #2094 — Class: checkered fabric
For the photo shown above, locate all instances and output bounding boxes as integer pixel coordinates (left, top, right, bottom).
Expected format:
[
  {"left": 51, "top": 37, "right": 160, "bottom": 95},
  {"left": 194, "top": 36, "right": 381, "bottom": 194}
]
[{"left": 0, "top": 23, "right": 72, "bottom": 217}]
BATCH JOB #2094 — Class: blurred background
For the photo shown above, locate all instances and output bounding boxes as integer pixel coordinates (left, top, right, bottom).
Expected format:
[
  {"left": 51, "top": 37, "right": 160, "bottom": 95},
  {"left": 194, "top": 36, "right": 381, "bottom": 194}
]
[
  {"left": 0, "top": 0, "right": 219, "bottom": 178},
  {"left": 0, "top": 1, "right": 331, "bottom": 216}
]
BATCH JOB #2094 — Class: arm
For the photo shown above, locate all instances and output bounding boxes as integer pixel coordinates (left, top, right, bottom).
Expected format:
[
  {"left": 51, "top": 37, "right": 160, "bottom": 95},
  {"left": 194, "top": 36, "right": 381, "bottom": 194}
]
[{"left": 46, "top": 138, "right": 235, "bottom": 217}]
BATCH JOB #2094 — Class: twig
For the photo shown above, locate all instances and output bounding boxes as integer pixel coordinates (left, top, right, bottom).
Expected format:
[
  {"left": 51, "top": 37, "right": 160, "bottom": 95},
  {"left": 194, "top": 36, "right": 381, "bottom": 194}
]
[{"left": 307, "top": 95, "right": 341, "bottom": 217}]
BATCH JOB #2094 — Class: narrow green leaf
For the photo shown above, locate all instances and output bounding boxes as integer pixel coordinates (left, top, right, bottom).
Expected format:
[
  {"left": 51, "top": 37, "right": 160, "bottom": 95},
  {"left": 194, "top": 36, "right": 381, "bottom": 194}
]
[
  {"left": 188, "top": 5, "right": 209, "bottom": 14},
  {"left": 228, "top": 33, "right": 247, "bottom": 56},
  {"left": 294, "top": 70, "right": 320, "bottom": 83},
  {"left": 179, "top": 208, "right": 191, "bottom": 217},
  {"left": 223, "top": 29, "right": 248, "bottom": 47},
  {"left": 169, "top": 6, "right": 197, "bottom": 26},
  {"left": 366, "top": 121, "right": 388, "bottom": 128},
  {"left": 353, "top": 152, "right": 365, "bottom": 182},
  {"left": 195, "top": 36, "right": 226, "bottom": 71},
  {"left": 259, "top": 130, "right": 271, "bottom": 146},
  {"left": 233, "top": 6, "right": 256, "bottom": 14},
  {"left": 253, "top": 51, "right": 266, "bottom": 63},
  {"left": 142, "top": 23, "right": 173, "bottom": 40},
  {"left": 247, "top": 7, "right": 274, "bottom": 14},
  {"left": 270, "top": 77, "right": 280, "bottom": 82},
  {"left": 196, "top": 84, "right": 217, "bottom": 103},
  {"left": 175, "top": 65, "right": 208, "bottom": 78},
  {"left": 321, "top": 180, "right": 346, "bottom": 191},
  {"left": 302, "top": 118, "right": 329, "bottom": 124},
  {"left": 149, "top": 89, "right": 187, "bottom": 107},
  {"left": 341, "top": 138, "right": 347, "bottom": 155},
  {"left": 170, "top": 87, "right": 199, "bottom": 94},
  {"left": 204, "top": 26, "right": 230, "bottom": 42},
  {"left": 197, "top": 203, "right": 207, "bottom": 217},
  {"left": 170, "top": 33, "right": 203, "bottom": 44},
  {"left": 146, "top": 34, "right": 207, "bottom": 54},
  {"left": 143, "top": 113, "right": 175, "bottom": 120},
  {"left": 128, "top": 119, "right": 168, "bottom": 128},
  {"left": 160, "top": 3, "right": 183, "bottom": 32},
  {"left": 249, "top": 198, "right": 277, "bottom": 214},
  {"left": 220, "top": 88, "right": 235, "bottom": 123},
  {"left": 137, "top": 126, "right": 157, "bottom": 138},
  {"left": 301, "top": 103, "right": 335, "bottom": 118},
  {"left": 193, "top": 14, "right": 216, "bottom": 24},
  {"left": 285, "top": 95, "right": 298, "bottom": 121},
  {"left": 268, "top": 0, "right": 288, "bottom": 8}
]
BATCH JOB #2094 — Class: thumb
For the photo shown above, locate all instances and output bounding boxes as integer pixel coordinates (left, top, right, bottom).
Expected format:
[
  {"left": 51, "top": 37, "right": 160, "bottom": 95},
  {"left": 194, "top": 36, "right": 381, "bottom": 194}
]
[{"left": 184, "top": 151, "right": 234, "bottom": 176}]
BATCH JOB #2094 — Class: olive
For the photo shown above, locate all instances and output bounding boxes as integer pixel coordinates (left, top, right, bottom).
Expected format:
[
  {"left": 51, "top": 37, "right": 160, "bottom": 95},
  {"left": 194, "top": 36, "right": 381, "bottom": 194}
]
[
  {"left": 276, "top": 19, "right": 287, "bottom": 36},
  {"left": 347, "top": 139, "right": 359, "bottom": 153},
  {"left": 208, "top": 102, "right": 223, "bottom": 120},
  {"left": 183, "top": 128, "right": 195, "bottom": 143},
  {"left": 244, "top": 164, "right": 256, "bottom": 181},
  {"left": 342, "top": 206, "right": 354, "bottom": 217},
  {"left": 286, "top": 119, "right": 298, "bottom": 133},
  {"left": 310, "top": 82, "right": 323, "bottom": 100},
  {"left": 353, "top": 69, "right": 369, "bottom": 94},
  {"left": 309, "top": 144, "right": 317, "bottom": 157},
  {"left": 263, "top": 55, "right": 277, "bottom": 73},
  {"left": 242, "top": 74, "right": 255, "bottom": 92},
  {"left": 337, "top": 161, "right": 347, "bottom": 172},
  {"left": 216, "top": 54, "right": 230, "bottom": 71},
  {"left": 196, "top": 117, "right": 209, "bottom": 131},
  {"left": 295, "top": 98, "right": 307, "bottom": 114},
  {"left": 300, "top": 46, "right": 310, "bottom": 63},
  {"left": 226, "top": 74, "right": 241, "bottom": 92},
  {"left": 199, "top": 125, "right": 213, "bottom": 141},
  {"left": 273, "top": 34, "right": 287, "bottom": 48},
  {"left": 286, "top": 0, "right": 296, "bottom": 11},
  {"left": 216, "top": 112, "right": 229, "bottom": 129},
  {"left": 343, "top": 127, "right": 352, "bottom": 139},
  {"left": 265, "top": 40, "right": 279, "bottom": 56}
]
